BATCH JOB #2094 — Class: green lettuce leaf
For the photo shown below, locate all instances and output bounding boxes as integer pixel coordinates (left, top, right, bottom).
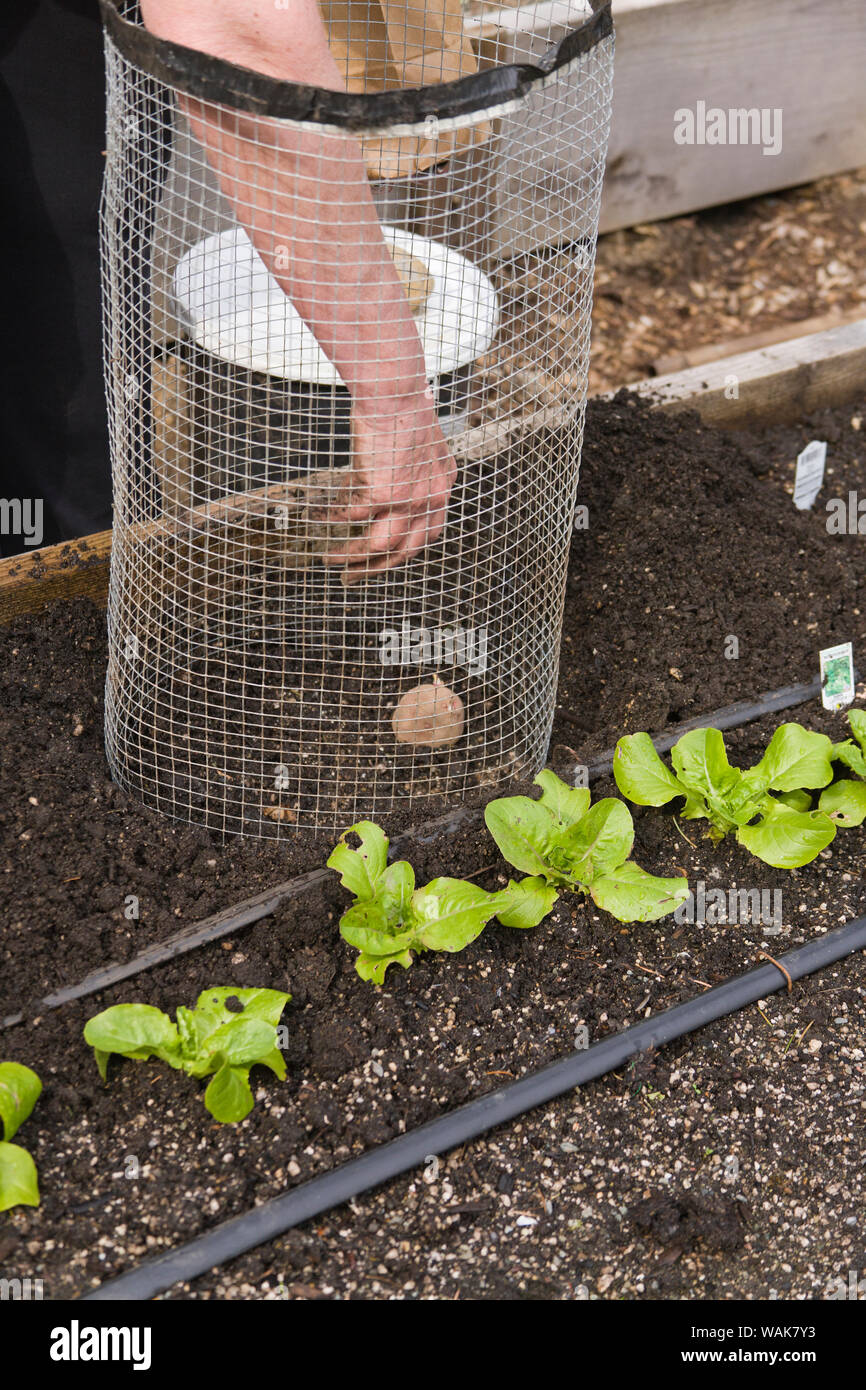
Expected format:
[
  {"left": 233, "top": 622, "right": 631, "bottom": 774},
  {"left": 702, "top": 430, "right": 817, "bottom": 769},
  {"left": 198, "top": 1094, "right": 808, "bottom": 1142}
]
[
  {"left": 411, "top": 878, "right": 501, "bottom": 952},
  {"left": 0, "top": 1141, "right": 40, "bottom": 1212},
  {"left": 0, "top": 1062, "right": 42, "bottom": 1143},
  {"left": 85, "top": 992, "right": 289, "bottom": 1122},
  {"left": 484, "top": 795, "right": 558, "bottom": 879},
  {"left": 83, "top": 1004, "right": 181, "bottom": 1080},
  {"left": 194, "top": 987, "right": 291, "bottom": 1031},
  {"left": 355, "top": 951, "right": 413, "bottom": 985},
  {"left": 751, "top": 723, "right": 834, "bottom": 792},
  {"left": 378, "top": 860, "right": 416, "bottom": 926},
  {"left": 339, "top": 898, "right": 416, "bottom": 957},
  {"left": 613, "top": 733, "right": 685, "bottom": 806},
  {"left": 818, "top": 779, "right": 866, "bottom": 827},
  {"left": 533, "top": 770, "right": 591, "bottom": 828},
  {"left": 590, "top": 862, "right": 690, "bottom": 923},
  {"left": 559, "top": 797, "right": 634, "bottom": 884},
  {"left": 204, "top": 1060, "right": 255, "bottom": 1123},
  {"left": 189, "top": 1018, "right": 276, "bottom": 1075},
  {"left": 494, "top": 877, "right": 558, "bottom": 929},
  {"left": 671, "top": 728, "right": 740, "bottom": 804},
  {"left": 326, "top": 821, "right": 389, "bottom": 900},
  {"left": 736, "top": 803, "right": 835, "bottom": 868},
  {"left": 776, "top": 789, "right": 813, "bottom": 812},
  {"left": 832, "top": 738, "right": 866, "bottom": 779},
  {"left": 848, "top": 709, "right": 866, "bottom": 751}
]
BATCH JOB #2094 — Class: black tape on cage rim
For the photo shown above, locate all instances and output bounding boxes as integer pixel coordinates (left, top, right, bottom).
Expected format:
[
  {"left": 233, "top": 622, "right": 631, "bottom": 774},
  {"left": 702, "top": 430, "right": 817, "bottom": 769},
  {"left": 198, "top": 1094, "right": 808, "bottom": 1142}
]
[{"left": 99, "top": 0, "right": 613, "bottom": 130}]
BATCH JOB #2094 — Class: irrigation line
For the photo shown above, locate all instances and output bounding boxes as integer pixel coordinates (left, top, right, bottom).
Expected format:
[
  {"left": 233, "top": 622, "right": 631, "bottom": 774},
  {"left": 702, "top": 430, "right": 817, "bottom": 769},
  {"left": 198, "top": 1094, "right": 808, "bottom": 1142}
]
[
  {"left": 0, "top": 676, "right": 835, "bottom": 1031},
  {"left": 0, "top": 808, "right": 479, "bottom": 1031},
  {"left": 81, "top": 913, "right": 866, "bottom": 1301},
  {"left": 0, "top": 878, "right": 322, "bottom": 1031}
]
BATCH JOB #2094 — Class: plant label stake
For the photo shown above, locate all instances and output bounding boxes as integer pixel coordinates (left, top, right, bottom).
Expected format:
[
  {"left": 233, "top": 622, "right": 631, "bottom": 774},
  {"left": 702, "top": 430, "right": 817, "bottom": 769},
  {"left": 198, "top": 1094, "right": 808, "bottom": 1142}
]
[
  {"left": 793, "top": 439, "right": 827, "bottom": 510},
  {"left": 819, "top": 642, "right": 855, "bottom": 711}
]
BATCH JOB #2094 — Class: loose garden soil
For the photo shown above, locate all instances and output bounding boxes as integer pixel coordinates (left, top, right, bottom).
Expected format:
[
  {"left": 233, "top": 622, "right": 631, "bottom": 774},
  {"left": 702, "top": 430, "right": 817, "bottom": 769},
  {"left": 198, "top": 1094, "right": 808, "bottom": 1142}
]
[{"left": 1, "top": 391, "right": 864, "bottom": 1300}]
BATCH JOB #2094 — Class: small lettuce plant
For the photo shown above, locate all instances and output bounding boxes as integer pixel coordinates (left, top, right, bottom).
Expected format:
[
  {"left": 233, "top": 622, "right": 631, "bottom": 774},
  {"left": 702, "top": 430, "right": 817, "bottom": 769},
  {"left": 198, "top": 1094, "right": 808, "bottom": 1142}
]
[
  {"left": 328, "top": 821, "right": 556, "bottom": 983},
  {"left": 0, "top": 1062, "right": 42, "bottom": 1211},
  {"left": 485, "top": 770, "right": 690, "bottom": 923},
  {"left": 613, "top": 723, "right": 838, "bottom": 868},
  {"left": 823, "top": 709, "right": 866, "bottom": 826},
  {"left": 84, "top": 988, "right": 290, "bottom": 1123}
]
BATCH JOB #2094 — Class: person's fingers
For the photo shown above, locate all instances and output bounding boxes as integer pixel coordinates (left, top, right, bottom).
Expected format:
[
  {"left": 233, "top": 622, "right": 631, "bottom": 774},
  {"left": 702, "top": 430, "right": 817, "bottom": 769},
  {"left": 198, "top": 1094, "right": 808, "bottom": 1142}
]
[
  {"left": 414, "top": 502, "right": 448, "bottom": 550},
  {"left": 327, "top": 495, "right": 383, "bottom": 524},
  {"left": 324, "top": 506, "right": 412, "bottom": 566},
  {"left": 324, "top": 473, "right": 418, "bottom": 523},
  {"left": 320, "top": 482, "right": 374, "bottom": 525},
  {"left": 400, "top": 510, "right": 446, "bottom": 561},
  {"left": 339, "top": 510, "right": 445, "bottom": 584},
  {"left": 340, "top": 552, "right": 401, "bottom": 584},
  {"left": 413, "top": 454, "right": 457, "bottom": 508},
  {"left": 326, "top": 493, "right": 448, "bottom": 568}
]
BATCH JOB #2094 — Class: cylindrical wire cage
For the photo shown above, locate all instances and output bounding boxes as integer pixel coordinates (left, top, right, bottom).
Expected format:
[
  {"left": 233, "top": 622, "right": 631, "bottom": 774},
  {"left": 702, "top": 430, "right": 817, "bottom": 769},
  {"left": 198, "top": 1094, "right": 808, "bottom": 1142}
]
[{"left": 99, "top": 0, "right": 614, "bottom": 835}]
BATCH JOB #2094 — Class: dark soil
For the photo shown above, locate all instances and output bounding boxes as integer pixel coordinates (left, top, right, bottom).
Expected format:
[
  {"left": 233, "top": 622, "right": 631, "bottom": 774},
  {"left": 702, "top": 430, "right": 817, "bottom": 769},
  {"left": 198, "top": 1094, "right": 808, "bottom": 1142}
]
[
  {"left": 106, "top": 437, "right": 560, "bottom": 835},
  {"left": 557, "top": 394, "right": 864, "bottom": 754},
  {"left": 1, "top": 391, "right": 864, "bottom": 1300}
]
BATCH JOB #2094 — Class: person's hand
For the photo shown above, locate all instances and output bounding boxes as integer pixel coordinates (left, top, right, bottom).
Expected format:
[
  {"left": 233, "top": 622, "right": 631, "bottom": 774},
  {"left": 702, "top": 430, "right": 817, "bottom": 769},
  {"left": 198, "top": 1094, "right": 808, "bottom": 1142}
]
[{"left": 324, "top": 399, "right": 457, "bottom": 583}]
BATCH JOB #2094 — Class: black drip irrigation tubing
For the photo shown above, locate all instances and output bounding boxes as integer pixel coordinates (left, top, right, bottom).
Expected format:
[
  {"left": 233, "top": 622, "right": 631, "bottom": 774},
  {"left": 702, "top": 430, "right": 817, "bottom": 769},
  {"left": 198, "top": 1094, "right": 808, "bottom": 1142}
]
[
  {"left": 0, "top": 674, "right": 837, "bottom": 1031},
  {"left": 81, "top": 913, "right": 866, "bottom": 1301},
  {"left": 0, "top": 807, "right": 480, "bottom": 1031}
]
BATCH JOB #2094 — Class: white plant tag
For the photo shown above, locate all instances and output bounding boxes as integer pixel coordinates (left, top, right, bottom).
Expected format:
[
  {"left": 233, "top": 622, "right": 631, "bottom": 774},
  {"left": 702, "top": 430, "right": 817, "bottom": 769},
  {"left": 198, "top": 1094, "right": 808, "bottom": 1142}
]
[
  {"left": 819, "top": 641, "right": 855, "bottom": 711},
  {"left": 793, "top": 439, "right": 827, "bottom": 510}
]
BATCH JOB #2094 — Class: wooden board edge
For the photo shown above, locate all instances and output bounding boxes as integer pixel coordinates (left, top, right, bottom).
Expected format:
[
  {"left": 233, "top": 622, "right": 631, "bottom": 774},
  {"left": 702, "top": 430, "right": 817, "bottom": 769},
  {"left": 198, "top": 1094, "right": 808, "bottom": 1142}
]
[
  {"left": 651, "top": 309, "right": 866, "bottom": 378},
  {"left": 620, "top": 318, "right": 866, "bottom": 428},
  {"left": 0, "top": 532, "right": 112, "bottom": 628}
]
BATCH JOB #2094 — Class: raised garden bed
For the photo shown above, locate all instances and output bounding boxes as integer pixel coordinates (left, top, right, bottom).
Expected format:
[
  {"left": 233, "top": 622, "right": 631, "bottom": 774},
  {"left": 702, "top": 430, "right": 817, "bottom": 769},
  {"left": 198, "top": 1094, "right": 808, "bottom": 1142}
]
[{"left": 1, "top": 388, "right": 865, "bottom": 1300}]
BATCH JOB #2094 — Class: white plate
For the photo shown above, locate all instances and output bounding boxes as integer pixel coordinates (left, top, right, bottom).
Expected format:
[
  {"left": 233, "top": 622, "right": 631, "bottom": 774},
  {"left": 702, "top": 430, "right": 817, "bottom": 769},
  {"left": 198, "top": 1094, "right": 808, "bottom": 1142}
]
[{"left": 172, "top": 225, "right": 500, "bottom": 386}]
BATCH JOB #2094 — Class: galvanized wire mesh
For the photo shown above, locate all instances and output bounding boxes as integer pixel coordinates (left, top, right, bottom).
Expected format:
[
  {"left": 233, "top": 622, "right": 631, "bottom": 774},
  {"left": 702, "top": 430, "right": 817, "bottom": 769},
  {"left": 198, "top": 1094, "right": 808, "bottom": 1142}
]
[{"left": 100, "top": 0, "right": 613, "bottom": 834}]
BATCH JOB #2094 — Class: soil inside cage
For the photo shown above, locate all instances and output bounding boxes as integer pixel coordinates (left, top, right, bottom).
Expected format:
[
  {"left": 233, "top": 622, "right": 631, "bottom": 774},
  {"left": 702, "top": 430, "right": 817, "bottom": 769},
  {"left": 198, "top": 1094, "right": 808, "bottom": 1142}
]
[
  {"left": 108, "top": 423, "right": 578, "bottom": 831},
  {"left": 2, "top": 390, "right": 866, "bottom": 1300}
]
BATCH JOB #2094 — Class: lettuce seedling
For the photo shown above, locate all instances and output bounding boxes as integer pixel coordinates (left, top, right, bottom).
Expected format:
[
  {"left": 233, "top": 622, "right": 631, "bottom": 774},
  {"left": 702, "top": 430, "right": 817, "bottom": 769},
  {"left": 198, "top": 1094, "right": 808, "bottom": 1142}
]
[
  {"left": 614, "top": 724, "right": 837, "bottom": 868},
  {"left": 328, "top": 821, "right": 557, "bottom": 983},
  {"left": 84, "top": 987, "right": 290, "bottom": 1123},
  {"left": 484, "top": 770, "right": 689, "bottom": 923},
  {"left": 822, "top": 709, "right": 866, "bottom": 826},
  {"left": 0, "top": 1061, "right": 42, "bottom": 1212}
]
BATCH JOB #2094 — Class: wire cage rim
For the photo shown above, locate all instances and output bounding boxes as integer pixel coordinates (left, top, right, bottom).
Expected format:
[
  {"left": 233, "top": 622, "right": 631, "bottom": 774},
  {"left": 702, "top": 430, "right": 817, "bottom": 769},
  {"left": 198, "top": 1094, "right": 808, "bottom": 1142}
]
[{"left": 98, "top": 0, "right": 613, "bottom": 132}]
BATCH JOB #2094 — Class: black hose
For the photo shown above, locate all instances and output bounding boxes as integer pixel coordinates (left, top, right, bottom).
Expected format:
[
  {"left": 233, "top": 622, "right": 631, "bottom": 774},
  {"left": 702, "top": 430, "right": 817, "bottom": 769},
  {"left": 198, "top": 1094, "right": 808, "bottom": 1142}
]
[
  {"left": 0, "top": 877, "right": 326, "bottom": 1031},
  {"left": 0, "top": 675, "right": 839, "bottom": 1032},
  {"left": 81, "top": 913, "right": 866, "bottom": 1301},
  {"left": 0, "top": 811, "right": 480, "bottom": 1031}
]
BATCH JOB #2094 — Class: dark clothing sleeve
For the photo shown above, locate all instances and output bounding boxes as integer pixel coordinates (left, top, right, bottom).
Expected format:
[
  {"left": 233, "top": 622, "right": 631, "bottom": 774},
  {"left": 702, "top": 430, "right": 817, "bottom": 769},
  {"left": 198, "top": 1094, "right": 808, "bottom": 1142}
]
[{"left": 0, "top": 0, "right": 109, "bottom": 553}]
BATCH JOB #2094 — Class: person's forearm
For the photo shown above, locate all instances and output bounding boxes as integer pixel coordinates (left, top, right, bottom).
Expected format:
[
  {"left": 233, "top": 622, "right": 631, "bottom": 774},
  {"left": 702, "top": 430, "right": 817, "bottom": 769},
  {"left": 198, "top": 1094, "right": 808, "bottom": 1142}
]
[
  {"left": 140, "top": 0, "right": 432, "bottom": 419},
  {"left": 183, "top": 108, "right": 432, "bottom": 418}
]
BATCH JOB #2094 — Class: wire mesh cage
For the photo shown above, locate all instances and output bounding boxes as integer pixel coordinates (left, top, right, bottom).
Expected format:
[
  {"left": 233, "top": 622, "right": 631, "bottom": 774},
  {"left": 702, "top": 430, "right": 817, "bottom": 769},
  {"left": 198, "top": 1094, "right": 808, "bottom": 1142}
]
[{"left": 99, "top": 0, "right": 614, "bottom": 835}]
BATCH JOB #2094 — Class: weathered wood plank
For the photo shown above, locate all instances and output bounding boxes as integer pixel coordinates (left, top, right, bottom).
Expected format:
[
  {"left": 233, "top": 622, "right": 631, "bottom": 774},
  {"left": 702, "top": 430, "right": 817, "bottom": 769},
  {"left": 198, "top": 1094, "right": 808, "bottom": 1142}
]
[
  {"left": 0, "top": 533, "right": 112, "bottom": 627},
  {"left": 601, "top": 0, "right": 866, "bottom": 233},
  {"left": 3, "top": 316, "right": 864, "bottom": 623},
  {"left": 624, "top": 318, "right": 866, "bottom": 427},
  {"left": 652, "top": 309, "right": 866, "bottom": 377},
  {"left": 469, "top": 0, "right": 866, "bottom": 237}
]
